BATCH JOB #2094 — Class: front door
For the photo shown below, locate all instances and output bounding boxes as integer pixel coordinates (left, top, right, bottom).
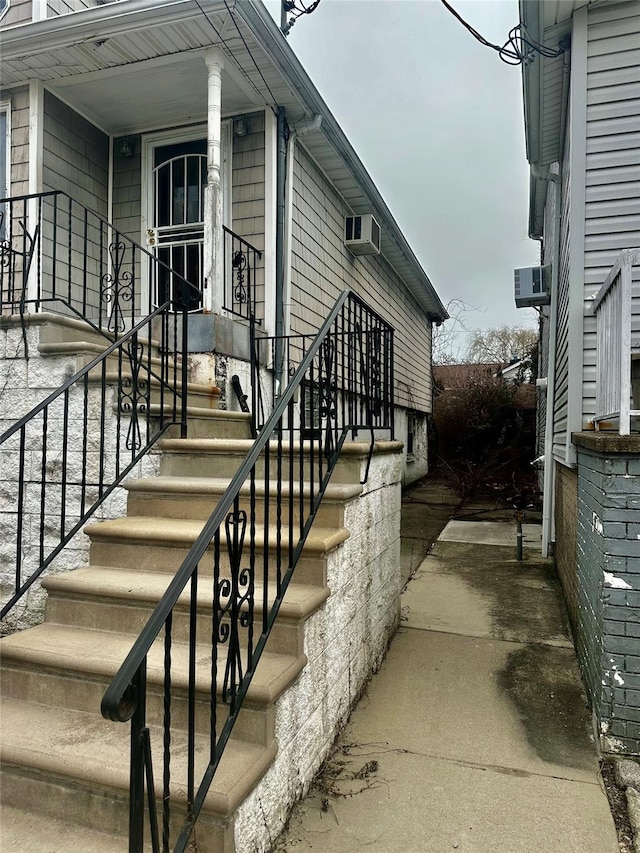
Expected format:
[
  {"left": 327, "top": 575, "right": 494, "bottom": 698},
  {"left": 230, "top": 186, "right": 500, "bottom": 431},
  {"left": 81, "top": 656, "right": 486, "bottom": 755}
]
[{"left": 152, "top": 139, "right": 206, "bottom": 311}]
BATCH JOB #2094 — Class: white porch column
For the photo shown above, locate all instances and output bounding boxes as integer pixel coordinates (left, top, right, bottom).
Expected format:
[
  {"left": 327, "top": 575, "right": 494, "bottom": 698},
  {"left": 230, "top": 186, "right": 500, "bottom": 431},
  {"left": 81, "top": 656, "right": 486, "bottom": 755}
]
[{"left": 203, "top": 48, "right": 224, "bottom": 314}]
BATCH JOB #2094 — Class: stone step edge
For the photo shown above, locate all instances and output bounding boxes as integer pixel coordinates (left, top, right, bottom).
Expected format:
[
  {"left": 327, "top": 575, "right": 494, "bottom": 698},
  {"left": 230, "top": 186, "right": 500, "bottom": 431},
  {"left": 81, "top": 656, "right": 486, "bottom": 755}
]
[
  {"left": 42, "top": 567, "right": 330, "bottom": 623},
  {"left": 1, "top": 623, "right": 307, "bottom": 708},
  {"left": 0, "top": 698, "right": 279, "bottom": 818},
  {"left": 2, "top": 311, "right": 164, "bottom": 353},
  {"left": 124, "top": 476, "right": 363, "bottom": 503},
  {"left": 146, "top": 404, "right": 251, "bottom": 422},
  {"left": 159, "top": 437, "right": 404, "bottom": 456},
  {"left": 84, "top": 517, "right": 350, "bottom": 554}
]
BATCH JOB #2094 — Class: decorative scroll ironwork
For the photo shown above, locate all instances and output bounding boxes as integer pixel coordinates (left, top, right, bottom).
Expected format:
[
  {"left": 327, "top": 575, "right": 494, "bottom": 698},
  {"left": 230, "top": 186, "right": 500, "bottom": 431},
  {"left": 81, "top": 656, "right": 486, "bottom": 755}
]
[
  {"left": 216, "top": 509, "right": 254, "bottom": 710},
  {"left": 101, "top": 241, "right": 134, "bottom": 334},
  {"left": 319, "top": 336, "right": 338, "bottom": 457},
  {"left": 231, "top": 249, "right": 248, "bottom": 306},
  {"left": 222, "top": 227, "right": 261, "bottom": 322},
  {"left": 120, "top": 333, "right": 149, "bottom": 452}
]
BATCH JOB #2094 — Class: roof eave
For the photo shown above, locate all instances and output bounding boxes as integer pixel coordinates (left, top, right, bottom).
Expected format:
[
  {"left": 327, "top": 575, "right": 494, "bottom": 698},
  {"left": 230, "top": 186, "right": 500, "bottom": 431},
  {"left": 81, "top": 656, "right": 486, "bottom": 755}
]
[{"left": 237, "top": 0, "right": 448, "bottom": 323}]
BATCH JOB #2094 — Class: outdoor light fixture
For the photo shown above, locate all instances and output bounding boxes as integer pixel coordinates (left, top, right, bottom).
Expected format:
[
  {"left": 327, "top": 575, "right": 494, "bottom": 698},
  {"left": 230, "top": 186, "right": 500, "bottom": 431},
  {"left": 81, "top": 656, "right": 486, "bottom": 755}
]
[
  {"left": 116, "top": 136, "right": 136, "bottom": 158},
  {"left": 233, "top": 118, "right": 250, "bottom": 137}
]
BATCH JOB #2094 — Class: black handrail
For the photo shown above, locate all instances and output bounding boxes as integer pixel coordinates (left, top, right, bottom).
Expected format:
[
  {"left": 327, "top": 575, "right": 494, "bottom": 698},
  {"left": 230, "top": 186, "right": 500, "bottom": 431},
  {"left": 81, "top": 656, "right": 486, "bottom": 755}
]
[
  {"left": 0, "top": 190, "right": 206, "bottom": 624},
  {"left": 101, "top": 290, "right": 394, "bottom": 852},
  {"left": 0, "top": 300, "right": 188, "bottom": 622}
]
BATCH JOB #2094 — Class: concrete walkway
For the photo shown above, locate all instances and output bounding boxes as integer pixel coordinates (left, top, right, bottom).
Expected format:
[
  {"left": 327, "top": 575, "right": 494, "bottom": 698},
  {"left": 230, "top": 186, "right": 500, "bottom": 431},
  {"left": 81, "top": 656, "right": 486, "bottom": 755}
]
[{"left": 274, "top": 502, "right": 619, "bottom": 852}]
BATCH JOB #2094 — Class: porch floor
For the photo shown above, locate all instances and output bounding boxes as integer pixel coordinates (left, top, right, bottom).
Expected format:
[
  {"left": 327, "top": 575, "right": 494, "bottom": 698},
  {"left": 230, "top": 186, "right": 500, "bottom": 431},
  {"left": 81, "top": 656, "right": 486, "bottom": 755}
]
[{"left": 273, "top": 482, "right": 619, "bottom": 853}]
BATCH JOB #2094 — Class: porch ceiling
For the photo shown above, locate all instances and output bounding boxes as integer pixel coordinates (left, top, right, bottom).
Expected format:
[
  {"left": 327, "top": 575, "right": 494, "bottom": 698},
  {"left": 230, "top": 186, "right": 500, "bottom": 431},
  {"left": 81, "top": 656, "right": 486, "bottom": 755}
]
[{"left": 0, "top": 0, "right": 448, "bottom": 322}]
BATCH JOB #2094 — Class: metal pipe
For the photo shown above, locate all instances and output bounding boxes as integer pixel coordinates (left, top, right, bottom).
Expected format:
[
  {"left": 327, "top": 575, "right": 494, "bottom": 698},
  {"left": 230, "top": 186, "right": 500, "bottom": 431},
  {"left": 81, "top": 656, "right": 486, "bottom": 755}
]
[
  {"left": 532, "top": 164, "right": 562, "bottom": 558},
  {"left": 274, "top": 106, "right": 287, "bottom": 397}
]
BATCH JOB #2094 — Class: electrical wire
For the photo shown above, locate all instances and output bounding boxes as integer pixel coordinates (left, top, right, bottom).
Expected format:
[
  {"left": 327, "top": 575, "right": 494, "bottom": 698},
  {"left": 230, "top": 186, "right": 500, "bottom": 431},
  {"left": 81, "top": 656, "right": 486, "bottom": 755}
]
[
  {"left": 439, "top": 0, "right": 565, "bottom": 66},
  {"left": 193, "top": 0, "right": 279, "bottom": 115},
  {"left": 223, "top": 0, "right": 280, "bottom": 114}
]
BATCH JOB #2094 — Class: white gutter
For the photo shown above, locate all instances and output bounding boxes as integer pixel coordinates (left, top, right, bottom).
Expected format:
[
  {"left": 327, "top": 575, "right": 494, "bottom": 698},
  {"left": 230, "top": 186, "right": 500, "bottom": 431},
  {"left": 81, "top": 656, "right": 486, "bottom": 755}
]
[
  {"left": 237, "top": 0, "right": 448, "bottom": 323},
  {"left": 532, "top": 164, "right": 561, "bottom": 558},
  {"left": 283, "top": 114, "right": 322, "bottom": 339}
]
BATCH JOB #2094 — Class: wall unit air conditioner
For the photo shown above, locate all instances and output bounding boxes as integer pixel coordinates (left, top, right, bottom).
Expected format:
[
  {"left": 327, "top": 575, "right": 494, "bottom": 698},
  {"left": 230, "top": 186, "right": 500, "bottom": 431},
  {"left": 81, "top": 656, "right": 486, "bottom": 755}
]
[
  {"left": 344, "top": 214, "right": 381, "bottom": 256},
  {"left": 514, "top": 265, "right": 551, "bottom": 308}
]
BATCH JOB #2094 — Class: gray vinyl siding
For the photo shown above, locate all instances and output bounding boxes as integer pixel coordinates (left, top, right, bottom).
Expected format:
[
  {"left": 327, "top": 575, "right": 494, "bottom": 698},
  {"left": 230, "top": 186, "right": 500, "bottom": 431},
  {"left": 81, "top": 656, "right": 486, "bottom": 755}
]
[
  {"left": 47, "top": 0, "right": 99, "bottom": 14},
  {"left": 112, "top": 135, "right": 141, "bottom": 246},
  {"left": 554, "top": 122, "right": 572, "bottom": 462},
  {"left": 2, "top": 85, "right": 29, "bottom": 197},
  {"left": 231, "top": 112, "right": 265, "bottom": 323},
  {"left": 290, "top": 144, "right": 432, "bottom": 412},
  {"left": 583, "top": 2, "right": 640, "bottom": 421},
  {"left": 1, "top": 0, "right": 32, "bottom": 27},
  {"left": 43, "top": 91, "right": 108, "bottom": 215}
]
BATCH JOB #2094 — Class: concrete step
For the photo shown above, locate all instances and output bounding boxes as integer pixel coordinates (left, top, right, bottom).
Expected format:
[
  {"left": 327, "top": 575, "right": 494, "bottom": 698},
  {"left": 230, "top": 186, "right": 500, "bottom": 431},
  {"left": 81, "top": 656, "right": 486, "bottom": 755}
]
[
  {"left": 158, "top": 409, "right": 253, "bottom": 441},
  {"left": 41, "top": 566, "right": 329, "bottom": 656},
  {"left": 124, "top": 475, "right": 362, "bottom": 528},
  {"left": 36, "top": 312, "right": 166, "bottom": 361},
  {"left": 0, "top": 621, "right": 306, "bottom": 747},
  {"left": 0, "top": 805, "right": 128, "bottom": 853},
  {"left": 157, "top": 437, "right": 379, "bottom": 483},
  {"left": 85, "top": 516, "right": 348, "bottom": 582},
  {"left": 0, "top": 697, "right": 277, "bottom": 851}
]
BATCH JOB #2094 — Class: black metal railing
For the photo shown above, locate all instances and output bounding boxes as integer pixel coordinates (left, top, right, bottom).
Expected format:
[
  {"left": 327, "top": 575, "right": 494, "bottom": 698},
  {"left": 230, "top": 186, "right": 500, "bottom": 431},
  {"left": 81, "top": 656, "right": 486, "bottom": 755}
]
[
  {"left": 0, "top": 299, "right": 193, "bottom": 622},
  {"left": 222, "top": 226, "right": 262, "bottom": 322},
  {"left": 0, "top": 190, "right": 205, "bottom": 623},
  {"left": 101, "top": 290, "right": 394, "bottom": 853},
  {"left": 251, "top": 296, "right": 395, "bottom": 439},
  {"left": 0, "top": 191, "right": 199, "bottom": 334}
]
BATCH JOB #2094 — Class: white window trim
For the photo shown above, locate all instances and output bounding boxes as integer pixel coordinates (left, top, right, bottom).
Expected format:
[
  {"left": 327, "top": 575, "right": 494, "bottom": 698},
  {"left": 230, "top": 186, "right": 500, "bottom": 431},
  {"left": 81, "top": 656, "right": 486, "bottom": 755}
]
[{"left": 0, "top": 0, "right": 11, "bottom": 24}]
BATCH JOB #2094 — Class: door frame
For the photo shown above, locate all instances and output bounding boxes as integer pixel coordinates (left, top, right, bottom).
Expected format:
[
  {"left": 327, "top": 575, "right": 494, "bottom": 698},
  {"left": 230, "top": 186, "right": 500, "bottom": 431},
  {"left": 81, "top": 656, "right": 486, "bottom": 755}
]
[{"left": 140, "top": 122, "right": 232, "bottom": 310}]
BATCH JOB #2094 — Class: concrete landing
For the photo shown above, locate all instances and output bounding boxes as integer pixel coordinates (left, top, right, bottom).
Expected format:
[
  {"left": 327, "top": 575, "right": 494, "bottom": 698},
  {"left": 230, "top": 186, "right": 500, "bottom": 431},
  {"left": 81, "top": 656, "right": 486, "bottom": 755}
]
[{"left": 274, "top": 509, "right": 618, "bottom": 852}]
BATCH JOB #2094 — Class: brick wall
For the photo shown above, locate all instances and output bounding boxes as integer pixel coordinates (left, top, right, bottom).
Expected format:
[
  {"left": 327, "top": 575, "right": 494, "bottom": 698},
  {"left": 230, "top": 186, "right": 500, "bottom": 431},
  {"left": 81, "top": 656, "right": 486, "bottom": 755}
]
[{"left": 575, "top": 433, "right": 640, "bottom": 755}]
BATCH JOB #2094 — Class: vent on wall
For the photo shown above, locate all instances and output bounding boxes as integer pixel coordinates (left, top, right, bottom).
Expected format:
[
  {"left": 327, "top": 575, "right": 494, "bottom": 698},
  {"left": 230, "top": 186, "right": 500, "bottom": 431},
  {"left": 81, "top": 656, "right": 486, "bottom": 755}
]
[
  {"left": 514, "top": 265, "right": 551, "bottom": 308},
  {"left": 344, "top": 214, "right": 381, "bottom": 256}
]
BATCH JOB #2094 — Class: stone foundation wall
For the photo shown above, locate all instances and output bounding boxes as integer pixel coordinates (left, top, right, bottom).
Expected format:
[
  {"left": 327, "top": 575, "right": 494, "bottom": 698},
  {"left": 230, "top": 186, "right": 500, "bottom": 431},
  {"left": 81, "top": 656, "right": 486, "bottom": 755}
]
[
  {"left": 575, "top": 433, "right": 640, "bottom": 755},
  {"left": 234, "top": 444, "right": 403, "bottom": 850},
  {"left": 0, "top": 316, "right": 159, "bottom": 631}
]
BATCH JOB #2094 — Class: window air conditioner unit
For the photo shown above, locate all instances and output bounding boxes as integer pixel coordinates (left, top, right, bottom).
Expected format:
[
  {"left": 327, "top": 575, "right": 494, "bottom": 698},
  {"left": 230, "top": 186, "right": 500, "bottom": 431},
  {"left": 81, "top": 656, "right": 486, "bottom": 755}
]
[
  {"left": 514, "top": 265, "right": 551, "bottom": 308},
  {"left": 344, "top": 214, "right": 381, "bottom": 256}
]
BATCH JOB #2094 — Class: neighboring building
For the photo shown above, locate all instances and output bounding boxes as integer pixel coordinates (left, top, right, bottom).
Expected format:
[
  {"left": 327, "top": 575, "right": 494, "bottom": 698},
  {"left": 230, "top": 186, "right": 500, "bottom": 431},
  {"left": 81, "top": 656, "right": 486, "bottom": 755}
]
[
  {"left": 519, "top": 0, "right": 640, "bottom": 753},
  {"left": 0, "top": 2, "right": 447, "bottom": 850}
]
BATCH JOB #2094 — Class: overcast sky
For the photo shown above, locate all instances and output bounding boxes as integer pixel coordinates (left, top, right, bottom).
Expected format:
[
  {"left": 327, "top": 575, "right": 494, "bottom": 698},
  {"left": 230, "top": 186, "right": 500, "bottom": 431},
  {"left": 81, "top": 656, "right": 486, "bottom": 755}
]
[{"left": 265, "top": 0, "right": 540, "bottom": 355}]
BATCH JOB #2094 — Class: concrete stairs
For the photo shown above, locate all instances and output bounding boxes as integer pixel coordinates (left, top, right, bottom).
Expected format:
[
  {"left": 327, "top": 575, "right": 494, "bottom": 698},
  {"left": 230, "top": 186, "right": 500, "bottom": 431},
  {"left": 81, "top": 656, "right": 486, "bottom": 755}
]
[{"left": 0, "top": 317, "right": 362, "bottom": 851}]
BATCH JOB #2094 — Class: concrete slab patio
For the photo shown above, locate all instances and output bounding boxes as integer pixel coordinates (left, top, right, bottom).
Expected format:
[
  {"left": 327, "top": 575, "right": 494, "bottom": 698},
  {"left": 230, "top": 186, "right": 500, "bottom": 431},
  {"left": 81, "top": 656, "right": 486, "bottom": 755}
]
[{"left": 273, "top": 505, "right": 619, "bottom": 852}]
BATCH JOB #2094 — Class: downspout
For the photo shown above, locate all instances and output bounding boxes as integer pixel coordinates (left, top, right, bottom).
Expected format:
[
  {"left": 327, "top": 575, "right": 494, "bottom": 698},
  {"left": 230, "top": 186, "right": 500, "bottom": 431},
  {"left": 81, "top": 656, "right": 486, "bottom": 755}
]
[
  {"left": 533, "top": 163, "right": 562, "bottom": 558},
  {"left": 274, "top": 106, "right": 287, "bottom": 397},
  {"left": 275, "top": 111, "right": 322, "bottom": 395}
]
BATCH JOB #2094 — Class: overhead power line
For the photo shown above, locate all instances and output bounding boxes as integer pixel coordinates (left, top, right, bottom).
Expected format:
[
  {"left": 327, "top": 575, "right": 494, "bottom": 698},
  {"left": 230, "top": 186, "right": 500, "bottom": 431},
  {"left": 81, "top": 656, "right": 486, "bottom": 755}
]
[
  {"left": 439, "top": 0, "right": 567, "bottom": 66},
  {"left": 193, "top": 0, "right": 279, "bottom": 115}
]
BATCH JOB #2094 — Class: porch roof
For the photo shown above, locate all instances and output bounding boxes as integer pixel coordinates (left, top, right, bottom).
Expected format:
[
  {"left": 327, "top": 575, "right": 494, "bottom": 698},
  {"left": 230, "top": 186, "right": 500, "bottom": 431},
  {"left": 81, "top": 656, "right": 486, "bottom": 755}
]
[{"left": 0, "top": 0, "right": 448, "bottom": 323}]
